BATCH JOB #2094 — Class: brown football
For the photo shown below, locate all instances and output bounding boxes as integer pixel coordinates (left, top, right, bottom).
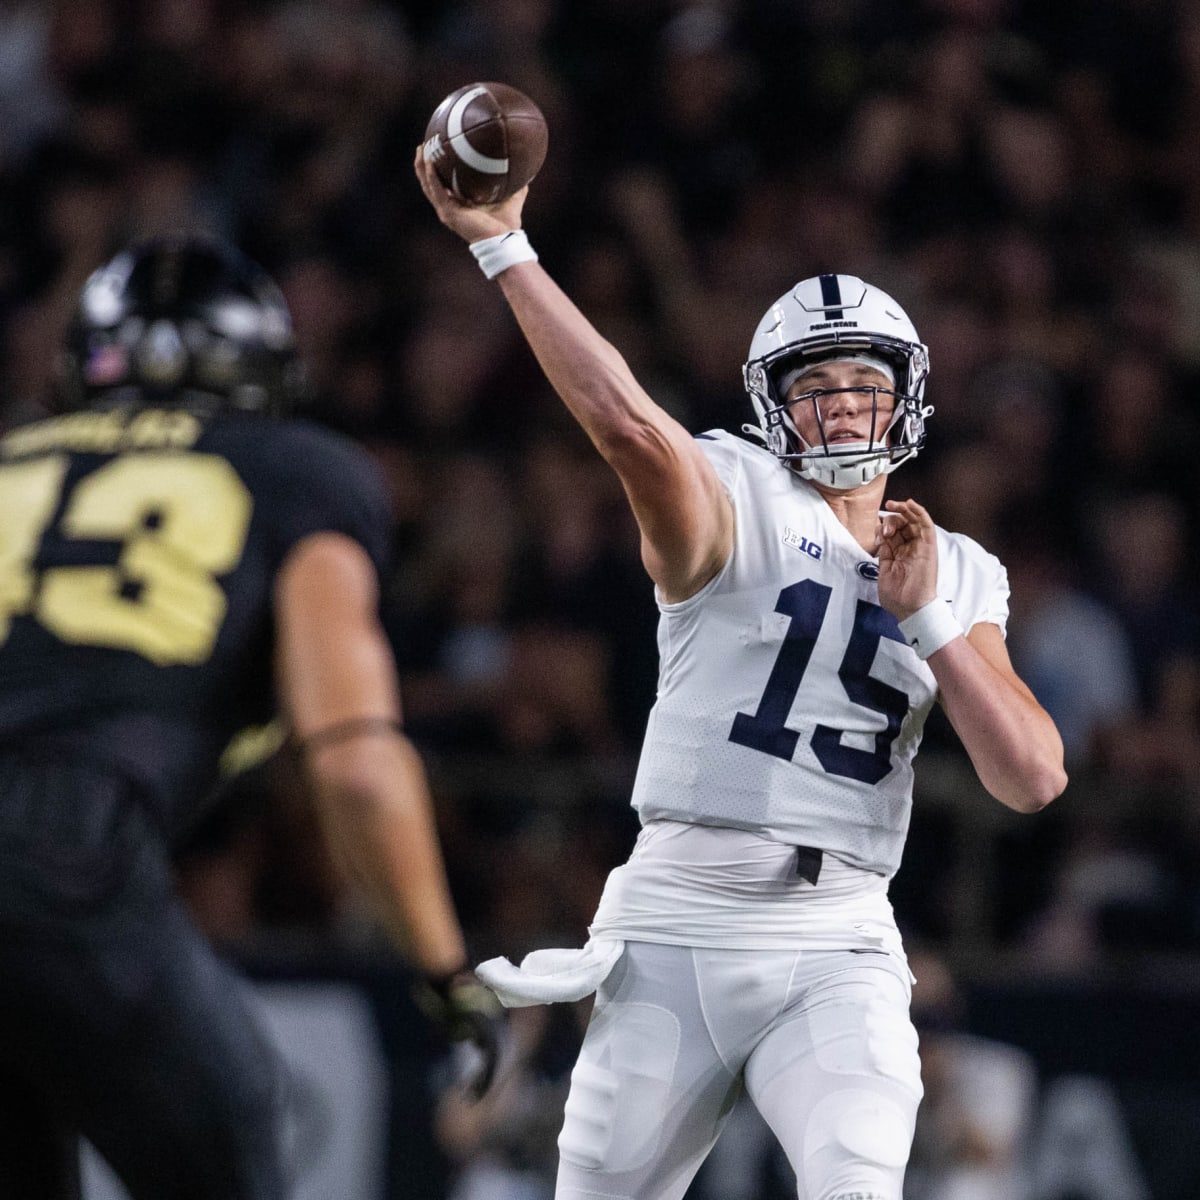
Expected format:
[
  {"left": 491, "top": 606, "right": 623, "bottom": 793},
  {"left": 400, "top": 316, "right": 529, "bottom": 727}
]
[{"left": 422, "top": 82, "right": 548, "bottom": 207}]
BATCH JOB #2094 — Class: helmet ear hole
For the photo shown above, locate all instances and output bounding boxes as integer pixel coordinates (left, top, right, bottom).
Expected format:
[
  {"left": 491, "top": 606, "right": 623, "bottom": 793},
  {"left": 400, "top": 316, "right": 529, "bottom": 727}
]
[{"left": 63, "top": 235, "right": 300, "bottom": 416}]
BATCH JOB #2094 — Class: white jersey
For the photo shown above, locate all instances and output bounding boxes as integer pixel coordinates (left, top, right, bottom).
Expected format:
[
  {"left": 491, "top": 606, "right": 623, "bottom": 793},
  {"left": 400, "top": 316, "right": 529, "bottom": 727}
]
[
  {"left": 589, "top": 819, "right": 909, "bottom": 953},
  {"left": 630, "top": 430, "right": 1009, "bottom": 878}
]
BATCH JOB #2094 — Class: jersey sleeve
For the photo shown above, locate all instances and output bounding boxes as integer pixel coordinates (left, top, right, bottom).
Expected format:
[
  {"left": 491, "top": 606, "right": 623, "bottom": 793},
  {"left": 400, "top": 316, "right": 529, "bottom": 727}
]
[
  {"left": 939, "top": 530, "right": 1010, "bottom": 638},
  {"left": 694, "top": 429, "right": 749, "bottom": 497},
  {"left": 257, "top": 422, "right": 393, "bottom": 578}
]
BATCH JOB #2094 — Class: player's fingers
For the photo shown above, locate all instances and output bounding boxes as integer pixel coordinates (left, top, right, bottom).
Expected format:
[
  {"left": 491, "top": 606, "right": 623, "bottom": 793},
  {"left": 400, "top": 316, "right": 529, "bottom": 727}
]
[
  {"left": 414, "top": 148, "right": 462, "bottom": 228},
  {"left": 880, "top": 518, "right": 921, "bottom": 548},
  {"left": 893, "top": 498, "right": 933, "bottom": 527},
  {"left": 878, "top": 508, "right": 912, "bottom": 545},
  {"left": 886, "top": 499, "right": 934, "bottom": 540},
  {"left": 414, "top": 146, "right": 450, "bottom": 202},
  {"left": 413, "top": 146, "right": 437, "bottom": 200},
  {"left": 881, "top": 500, "right": 909, "bottom": 527},
  {"left": 506, "top": 185, "right": 529, "bottom": 212}
]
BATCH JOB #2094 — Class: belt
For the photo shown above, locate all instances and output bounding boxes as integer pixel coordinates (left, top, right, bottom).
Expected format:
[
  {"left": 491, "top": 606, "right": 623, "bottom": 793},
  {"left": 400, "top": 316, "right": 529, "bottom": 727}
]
[{"left": 795, "top": 845, "right": 823, "bottom": 886}]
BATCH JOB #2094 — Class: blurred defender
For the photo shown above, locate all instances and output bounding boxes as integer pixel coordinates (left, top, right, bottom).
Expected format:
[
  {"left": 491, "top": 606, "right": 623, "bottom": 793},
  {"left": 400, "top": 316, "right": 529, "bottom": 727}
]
[{"left": 0, "top": 237, "right": 497, "bottom": 1199}]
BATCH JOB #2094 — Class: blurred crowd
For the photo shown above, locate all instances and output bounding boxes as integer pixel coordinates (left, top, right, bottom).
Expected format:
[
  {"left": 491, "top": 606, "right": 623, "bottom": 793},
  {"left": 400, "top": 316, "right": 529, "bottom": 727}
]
[{"left": 3, "top": 0, "right": 1200, "bottom": 1024}]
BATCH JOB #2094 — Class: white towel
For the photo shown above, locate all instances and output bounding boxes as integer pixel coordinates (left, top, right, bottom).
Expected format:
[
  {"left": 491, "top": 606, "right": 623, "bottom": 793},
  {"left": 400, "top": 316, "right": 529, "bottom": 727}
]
[{"left": 475, "top": 937, "right": 625, "bottom": 1008}]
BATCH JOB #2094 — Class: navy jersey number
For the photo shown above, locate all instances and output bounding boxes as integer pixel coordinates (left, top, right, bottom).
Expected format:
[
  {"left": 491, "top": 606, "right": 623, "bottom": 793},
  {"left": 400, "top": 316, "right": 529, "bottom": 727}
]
[{"left": 729, "top": 579, "right": 909, "bottom": 783}]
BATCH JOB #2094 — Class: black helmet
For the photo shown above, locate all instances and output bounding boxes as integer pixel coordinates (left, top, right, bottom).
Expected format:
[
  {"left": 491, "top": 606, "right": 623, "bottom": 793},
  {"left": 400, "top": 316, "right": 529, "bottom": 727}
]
[{"left": 60, "top": 234, "right": 305, "bottom": 415}]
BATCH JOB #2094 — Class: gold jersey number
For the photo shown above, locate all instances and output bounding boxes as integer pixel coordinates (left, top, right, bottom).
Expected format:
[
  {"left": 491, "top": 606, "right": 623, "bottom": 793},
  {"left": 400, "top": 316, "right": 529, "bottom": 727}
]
[{"left": 0, "top": 453, "right": 252, "bottom": 665}]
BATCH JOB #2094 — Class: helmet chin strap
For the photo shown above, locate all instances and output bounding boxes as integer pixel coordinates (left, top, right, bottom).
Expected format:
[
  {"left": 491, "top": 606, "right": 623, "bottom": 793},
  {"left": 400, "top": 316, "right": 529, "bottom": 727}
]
[{"left": 794, "top": 442, "right": 893, "bottom": 490}]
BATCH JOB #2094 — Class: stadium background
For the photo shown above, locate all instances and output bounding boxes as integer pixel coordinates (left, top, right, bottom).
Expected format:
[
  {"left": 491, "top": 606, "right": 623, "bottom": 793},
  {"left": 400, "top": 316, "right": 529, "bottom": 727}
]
[{"left": 2, "top": 0, "right": 1199, "bottom": 1197}]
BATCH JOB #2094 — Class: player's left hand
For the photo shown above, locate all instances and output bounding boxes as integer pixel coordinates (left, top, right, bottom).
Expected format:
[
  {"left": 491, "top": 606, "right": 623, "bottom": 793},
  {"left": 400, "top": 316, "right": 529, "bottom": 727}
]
[
  {"left": 876, "top": 498, "right": 939, "bottom": 621},
  {"left": 415, "top": 968, "right": 505, "bottom": 1099},
  {"left": 413, "top": 146, "right": 527, "bottom": 246}
]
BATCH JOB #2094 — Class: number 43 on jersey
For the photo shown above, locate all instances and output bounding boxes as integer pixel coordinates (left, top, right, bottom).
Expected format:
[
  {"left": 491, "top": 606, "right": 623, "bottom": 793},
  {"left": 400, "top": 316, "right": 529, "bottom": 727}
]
[{"left": 0, "top": 453, "right": 251, "bottom": 665}]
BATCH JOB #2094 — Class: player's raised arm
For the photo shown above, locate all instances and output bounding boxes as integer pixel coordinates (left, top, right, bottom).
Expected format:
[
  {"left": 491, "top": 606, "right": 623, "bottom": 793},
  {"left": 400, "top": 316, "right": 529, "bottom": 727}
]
[{"left": 413, "top": 146, "right": 733, "bottom": 604}]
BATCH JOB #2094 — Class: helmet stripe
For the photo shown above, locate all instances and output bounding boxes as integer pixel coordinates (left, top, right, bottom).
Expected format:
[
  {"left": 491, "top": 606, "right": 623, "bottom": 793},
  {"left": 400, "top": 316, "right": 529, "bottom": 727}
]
[{"left": 818, "top": 273, "right": 844, "bottom": 318}]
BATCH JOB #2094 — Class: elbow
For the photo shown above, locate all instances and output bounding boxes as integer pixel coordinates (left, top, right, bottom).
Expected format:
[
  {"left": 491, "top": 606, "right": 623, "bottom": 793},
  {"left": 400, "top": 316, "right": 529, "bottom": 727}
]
[
  {"left": 598, "top": 412, "right": 666, "bottom": 467},
  {"left": 306, "top": 738, "right": 392, "bottom": 812},
  {"left": 999, "top": 762, "right": 1068, "bottom": 814},
  {"left": 978, "top": 713, "right": 1069, "bottom": 814},
  {"left": 305, "top": 729, "right": 429, "bottom": 821},
  {"left": 591, "top": 382, "right": 680, "bottom": 468},
  {"left": 1043, "top": 762, "right": 1070, "bottom": 806}
]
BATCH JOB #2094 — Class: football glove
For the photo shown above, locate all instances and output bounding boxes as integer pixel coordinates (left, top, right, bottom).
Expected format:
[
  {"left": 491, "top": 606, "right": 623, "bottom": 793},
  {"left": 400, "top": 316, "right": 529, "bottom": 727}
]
[{"left": 415, "top": 968, "right": 504, "bottom": 1099}]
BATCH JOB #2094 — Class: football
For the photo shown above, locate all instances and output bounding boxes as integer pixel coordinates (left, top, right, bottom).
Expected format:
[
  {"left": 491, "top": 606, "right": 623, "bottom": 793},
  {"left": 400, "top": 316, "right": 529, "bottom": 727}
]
[{"left": 422, "top": 82, "right": 548, "bottom": 207}]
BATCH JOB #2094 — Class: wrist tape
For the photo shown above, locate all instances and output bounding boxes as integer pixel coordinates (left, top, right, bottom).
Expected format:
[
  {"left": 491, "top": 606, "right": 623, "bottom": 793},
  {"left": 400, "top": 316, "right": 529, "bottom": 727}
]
[
  {"left": 470, "top": 229, "right": 537, "bottom": 279},
  {"left": 897, "top": 598, "right": 963, "bottom": 660}
]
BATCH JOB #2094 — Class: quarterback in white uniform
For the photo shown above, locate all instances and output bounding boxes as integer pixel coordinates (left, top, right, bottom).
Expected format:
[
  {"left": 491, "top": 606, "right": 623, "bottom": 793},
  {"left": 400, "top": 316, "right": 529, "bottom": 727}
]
[{"left": 417, "top": 151, "right": 1067, "bottom": 1200}]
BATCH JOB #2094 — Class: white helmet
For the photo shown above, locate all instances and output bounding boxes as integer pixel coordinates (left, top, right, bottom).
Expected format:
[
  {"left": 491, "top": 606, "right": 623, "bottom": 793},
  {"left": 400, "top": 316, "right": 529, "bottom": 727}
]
[{"left": 742, "top": 273, "right": 932, "bottom": 489}]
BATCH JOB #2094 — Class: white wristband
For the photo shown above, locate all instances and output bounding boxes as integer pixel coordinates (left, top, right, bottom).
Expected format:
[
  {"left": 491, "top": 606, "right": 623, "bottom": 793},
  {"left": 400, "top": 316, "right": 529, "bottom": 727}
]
[
  {"left": 469, "top": 230, "right": 538, "bottom": 279},
  {"left": 897, "top": 598, "right": 963, "bottom": 660}
]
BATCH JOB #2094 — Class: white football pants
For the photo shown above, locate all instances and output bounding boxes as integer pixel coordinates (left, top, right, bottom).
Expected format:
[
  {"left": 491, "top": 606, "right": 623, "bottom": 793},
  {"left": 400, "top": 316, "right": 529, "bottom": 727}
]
[{"left": 555, "top": 941, "right": 923, "bottom": 1200}]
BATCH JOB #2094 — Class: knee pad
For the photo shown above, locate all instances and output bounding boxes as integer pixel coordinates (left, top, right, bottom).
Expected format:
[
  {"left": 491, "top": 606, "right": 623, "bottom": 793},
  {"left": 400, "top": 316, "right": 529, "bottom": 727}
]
[
  {"left": 557, "top": 1001, "right": 680, "bottom": 1175},
  {"left": 804, "top": 1086, "right": 915, "bottom": 1200}
]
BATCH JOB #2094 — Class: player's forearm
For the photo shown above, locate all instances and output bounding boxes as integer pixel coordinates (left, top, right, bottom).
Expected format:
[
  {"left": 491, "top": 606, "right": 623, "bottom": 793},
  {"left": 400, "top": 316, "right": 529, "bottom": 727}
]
[
  {"left": 497, "top": 262, "right": 672, "bottom": 461},
  {"left": 311, "top": 738, "right": 467, "bottom": 976},
  {"left": 931, "top": 639, "right": 1067, "bottom": 812},
  {"left": 496, "top": 261, "right": 733, "bottom": 600}
]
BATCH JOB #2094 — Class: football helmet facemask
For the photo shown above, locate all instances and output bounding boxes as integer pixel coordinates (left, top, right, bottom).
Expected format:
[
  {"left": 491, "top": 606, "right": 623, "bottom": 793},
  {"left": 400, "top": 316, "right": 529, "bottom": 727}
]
[
  {"left": 60, "top": 234, "right": 305, "bottom": 415},
  {"left": 742, "top": 274, "right": 932, "bottom": 490}
]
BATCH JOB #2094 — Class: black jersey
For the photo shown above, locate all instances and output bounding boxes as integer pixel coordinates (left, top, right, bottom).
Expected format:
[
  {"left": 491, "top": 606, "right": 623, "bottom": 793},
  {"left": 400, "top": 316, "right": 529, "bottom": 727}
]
[{"left": 0, "top": 405, "right": 391, "bottom": 837}]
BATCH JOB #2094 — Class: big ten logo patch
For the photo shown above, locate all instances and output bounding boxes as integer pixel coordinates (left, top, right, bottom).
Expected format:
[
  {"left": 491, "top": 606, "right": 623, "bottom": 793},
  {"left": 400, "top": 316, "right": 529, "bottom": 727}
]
[{"left": 783, "top": 526, "right": 823, "bottom": 560}]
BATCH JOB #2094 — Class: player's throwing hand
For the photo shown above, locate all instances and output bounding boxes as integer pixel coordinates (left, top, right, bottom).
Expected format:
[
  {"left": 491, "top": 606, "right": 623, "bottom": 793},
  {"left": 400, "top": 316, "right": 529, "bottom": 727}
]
[{"left": 413, "top": 146, "right": 526, "bottom": 244}]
